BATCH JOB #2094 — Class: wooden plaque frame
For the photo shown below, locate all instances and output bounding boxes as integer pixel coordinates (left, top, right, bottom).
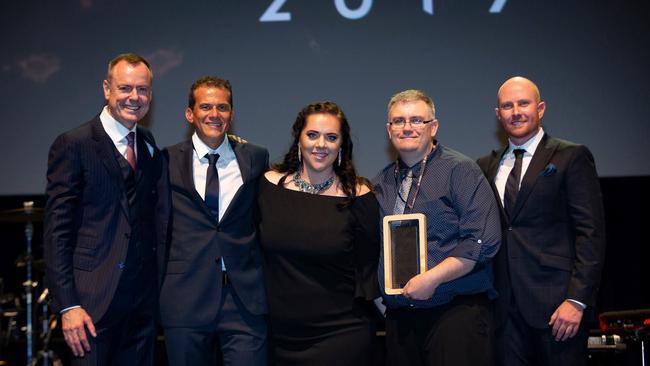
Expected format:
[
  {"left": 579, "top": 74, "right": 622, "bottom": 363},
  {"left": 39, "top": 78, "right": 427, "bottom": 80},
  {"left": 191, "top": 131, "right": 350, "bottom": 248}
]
[{"left": 382, "top": 213, "right": 427, "bottom": 295}]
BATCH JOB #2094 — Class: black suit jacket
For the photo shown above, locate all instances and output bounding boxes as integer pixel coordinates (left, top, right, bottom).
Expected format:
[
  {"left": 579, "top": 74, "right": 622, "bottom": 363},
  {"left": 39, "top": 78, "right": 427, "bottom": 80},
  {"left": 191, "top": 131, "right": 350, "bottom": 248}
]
[
  {"left": 159, "top": 138, "right": 269, "bottom": 328},
  {"left": 477, "top": 134, "right": 606, "bottom": 328},
  {"left": 44, "top": 116, "right": 168, "bottom": 321}
]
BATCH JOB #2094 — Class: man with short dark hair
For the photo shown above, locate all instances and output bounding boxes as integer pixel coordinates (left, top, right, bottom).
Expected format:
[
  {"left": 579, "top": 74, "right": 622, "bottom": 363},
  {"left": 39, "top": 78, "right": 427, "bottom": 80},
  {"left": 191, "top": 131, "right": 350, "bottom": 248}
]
[
  {"left": 374, "top": 89, "right": 501, "bottom": 366},
  {"left": 159, "top": 76, "right": 269, "bottom": 366},
  {"left": 44, "top": 53, "right": 167, "bottom": 365},
  {"left": 477, "top": 76, "right": 606, "bottom": 365}
]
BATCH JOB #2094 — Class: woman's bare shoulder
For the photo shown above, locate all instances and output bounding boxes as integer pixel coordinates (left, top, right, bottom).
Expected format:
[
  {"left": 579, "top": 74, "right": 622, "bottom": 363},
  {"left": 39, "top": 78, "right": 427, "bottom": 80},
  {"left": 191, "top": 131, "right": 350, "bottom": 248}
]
[{"left": 264, "top": 170, "right": 286, "bottom": 185}]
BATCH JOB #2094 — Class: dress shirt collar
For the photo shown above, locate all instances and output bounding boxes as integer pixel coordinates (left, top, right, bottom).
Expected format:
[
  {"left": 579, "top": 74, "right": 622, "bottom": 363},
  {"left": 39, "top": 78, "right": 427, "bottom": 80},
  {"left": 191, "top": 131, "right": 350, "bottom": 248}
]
[
  {"left": 192, "top": 133, "right": 235, "bottom": 162},
  {"left": 397, "top": 140, "right": 440, "bottom": 176},
  {"left": 100, "top": 106, "right": 136, "bottom": 144},
  {"left": 507, "top": 127, "right": 545, "bottom": 157}
]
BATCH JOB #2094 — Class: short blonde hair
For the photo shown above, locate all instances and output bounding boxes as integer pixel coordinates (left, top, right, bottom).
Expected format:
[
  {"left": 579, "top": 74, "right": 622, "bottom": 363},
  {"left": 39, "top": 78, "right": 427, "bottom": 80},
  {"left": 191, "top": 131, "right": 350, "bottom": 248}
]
[{"left": 387, "top": 89, "right": 435, "bottom": 119}]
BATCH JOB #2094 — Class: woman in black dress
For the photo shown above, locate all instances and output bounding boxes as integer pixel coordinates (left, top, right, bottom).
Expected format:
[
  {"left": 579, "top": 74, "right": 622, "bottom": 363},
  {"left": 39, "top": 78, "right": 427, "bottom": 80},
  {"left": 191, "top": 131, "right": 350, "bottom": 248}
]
[{"left": 257, "top": 101, "right": 380, "bottom": 365}]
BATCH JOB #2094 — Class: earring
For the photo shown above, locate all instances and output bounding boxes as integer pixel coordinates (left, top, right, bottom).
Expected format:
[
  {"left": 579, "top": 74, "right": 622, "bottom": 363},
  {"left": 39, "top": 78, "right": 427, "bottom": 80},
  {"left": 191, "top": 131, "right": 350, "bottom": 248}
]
[
  {"left": 338, "top": 148, "right": 342, "bottom": 166},
  {"left": 297, "top": 145, "right": 302, "bottom": 162}
]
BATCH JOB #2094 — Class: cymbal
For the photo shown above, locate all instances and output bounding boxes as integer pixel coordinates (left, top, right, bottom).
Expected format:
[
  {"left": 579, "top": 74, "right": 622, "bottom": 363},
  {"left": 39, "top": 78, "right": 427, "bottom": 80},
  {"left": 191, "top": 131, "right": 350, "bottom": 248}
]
[{"left": 0, "top": 207, "right": 44, "bottom": 222}]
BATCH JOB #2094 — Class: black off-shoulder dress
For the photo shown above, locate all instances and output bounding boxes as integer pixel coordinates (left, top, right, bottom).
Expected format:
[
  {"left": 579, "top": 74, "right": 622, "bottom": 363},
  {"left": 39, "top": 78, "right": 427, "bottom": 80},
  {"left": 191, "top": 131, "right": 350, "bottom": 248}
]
[{"left": 258, "top": 177, "right": 381, "bottom": 366}]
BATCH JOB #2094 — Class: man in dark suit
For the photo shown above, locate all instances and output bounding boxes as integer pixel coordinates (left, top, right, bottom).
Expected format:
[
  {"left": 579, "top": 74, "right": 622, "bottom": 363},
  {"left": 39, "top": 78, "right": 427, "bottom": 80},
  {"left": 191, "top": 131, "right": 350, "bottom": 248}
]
[
  {"left": 159, "top": 76, "right": 269, "bottom": 366},
  {"left": 44, "top": 53, "right": 167, "bottom": 365},
  {"left": 477, "top": 76, "right": 606, "bottom": 365}
]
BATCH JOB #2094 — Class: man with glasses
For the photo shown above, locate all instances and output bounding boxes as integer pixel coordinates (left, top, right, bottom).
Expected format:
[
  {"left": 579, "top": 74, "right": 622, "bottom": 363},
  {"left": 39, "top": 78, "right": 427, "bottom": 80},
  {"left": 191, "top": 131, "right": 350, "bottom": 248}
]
[{"left": 373, "top": 89, "right": 501, "bottom": 366}]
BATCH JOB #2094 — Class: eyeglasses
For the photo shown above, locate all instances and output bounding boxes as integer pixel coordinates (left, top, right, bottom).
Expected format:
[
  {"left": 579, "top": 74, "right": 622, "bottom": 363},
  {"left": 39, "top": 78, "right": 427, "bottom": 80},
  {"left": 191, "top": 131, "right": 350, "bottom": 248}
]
[{"left": 387, "top": 117, "right": 434, "bottom": 129}]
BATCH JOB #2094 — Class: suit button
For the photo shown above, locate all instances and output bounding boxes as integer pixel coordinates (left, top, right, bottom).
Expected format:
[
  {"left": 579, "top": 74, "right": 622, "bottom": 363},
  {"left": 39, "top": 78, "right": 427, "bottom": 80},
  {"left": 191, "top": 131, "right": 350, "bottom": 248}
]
[
  {"left": 118, "top": 262, "right": 126, "bottom": 269},
  {"left": 507, "top": 226, "right": 513, "bottom": 231}
]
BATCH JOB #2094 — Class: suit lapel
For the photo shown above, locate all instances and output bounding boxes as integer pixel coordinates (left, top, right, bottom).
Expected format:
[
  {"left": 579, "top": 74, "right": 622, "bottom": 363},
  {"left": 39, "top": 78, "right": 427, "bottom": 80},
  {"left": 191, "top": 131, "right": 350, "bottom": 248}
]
[
  {"left": 485, "top": 147, "right": 507, "bottom": 215},
  {"left": 134, "top": 128, "right": 148, "bottom": 184},
  {"left": 177, "top": 141, "right": 197, "bottom": 198},
  {"left": 487, "top": 147, "right": 507, "bottom": 182},
  {"left": 510, "top": 134, "right": 557, "bottom": 220},
  {"left": 175, "top": 141, "right": 216, "bottom": 220},
  {"left": 90, "top": 118, "right": 130, "bottom": 219},
  {"left": 220, "top": 140, "right": 251, "bottom": 222},
  {"left": 233, "top": 140, "right": 252, "bottom": 183},
  {"left": 134, "top": 126, "right": 160, "bottom": 184}
]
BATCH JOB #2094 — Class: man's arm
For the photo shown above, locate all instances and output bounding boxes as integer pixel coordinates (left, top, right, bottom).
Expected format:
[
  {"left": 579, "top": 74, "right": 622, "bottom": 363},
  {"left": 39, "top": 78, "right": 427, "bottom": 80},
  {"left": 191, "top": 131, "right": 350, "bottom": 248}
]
[
  {"left": 402, "top": 257, "right": 476, "bottom": 300},
  {"left": 548, "top": 145, "right": 606, "bottom": 341},
  {"left": 403, "top": 163, "right": 501, "bottom": 300},
  {"left": 44, "top": 134, "right": 96, "bottom": 356}
]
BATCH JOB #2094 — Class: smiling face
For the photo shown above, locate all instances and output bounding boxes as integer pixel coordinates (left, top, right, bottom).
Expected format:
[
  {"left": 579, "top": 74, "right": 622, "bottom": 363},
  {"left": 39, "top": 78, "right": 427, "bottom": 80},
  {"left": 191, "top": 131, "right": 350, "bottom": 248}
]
[
  {"left": 496, "top": 77, "right": 546, "bottom": 146},
  {"left": 102, "top": 60, "right": 152, "bottom": 129},
  {"left": 387, "top": 100, "right": 438, "bottom": 166},
  {"left": 299, "top": 113, "right": 342, "bottom": 177},
  {"left": 185, "top": 86, "right": 232, "bottom": 149}
]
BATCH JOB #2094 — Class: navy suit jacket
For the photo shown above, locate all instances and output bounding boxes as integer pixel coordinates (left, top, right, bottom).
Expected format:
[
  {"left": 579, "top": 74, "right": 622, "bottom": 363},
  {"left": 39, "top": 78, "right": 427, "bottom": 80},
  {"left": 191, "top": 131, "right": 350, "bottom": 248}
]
[
  {"left": 159, "top": 138, "right": 269, "bottom": 328},
  {"left": 44, "top": 116, "right": 168, "bottom": 321},
  {"left": 477, "top": 134, "right": 606, "bottom": 328}
]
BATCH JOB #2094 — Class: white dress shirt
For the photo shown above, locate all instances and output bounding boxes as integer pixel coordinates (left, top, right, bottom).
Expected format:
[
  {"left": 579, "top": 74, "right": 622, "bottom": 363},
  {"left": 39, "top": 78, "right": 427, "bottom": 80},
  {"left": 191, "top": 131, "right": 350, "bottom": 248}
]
[
  {"left": 192, "top": 133, "right": 243, "bottom": 271},
  {"left": 494, "top": 127, "right": 545, "bottom": 206},
  {"left": 100, "top": 106, "right": 154, "bottom": 159}
]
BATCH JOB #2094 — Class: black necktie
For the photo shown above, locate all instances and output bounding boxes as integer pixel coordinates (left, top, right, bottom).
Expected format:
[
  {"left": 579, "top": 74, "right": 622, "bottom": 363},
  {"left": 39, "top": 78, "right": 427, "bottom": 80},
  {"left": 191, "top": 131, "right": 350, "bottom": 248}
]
[
  {"left": 205, "top": 153, "right": 220, "bottom": 219},
  {"left": 504, "top": 149, "right": 526, "bottom": 217}
]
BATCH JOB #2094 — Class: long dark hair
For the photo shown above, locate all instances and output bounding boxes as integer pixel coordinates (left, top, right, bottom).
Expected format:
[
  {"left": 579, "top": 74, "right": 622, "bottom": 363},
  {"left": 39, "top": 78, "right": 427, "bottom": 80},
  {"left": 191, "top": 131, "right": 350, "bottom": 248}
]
[{"left": 273, "top": 101, "right": 369, "bottom": 202}]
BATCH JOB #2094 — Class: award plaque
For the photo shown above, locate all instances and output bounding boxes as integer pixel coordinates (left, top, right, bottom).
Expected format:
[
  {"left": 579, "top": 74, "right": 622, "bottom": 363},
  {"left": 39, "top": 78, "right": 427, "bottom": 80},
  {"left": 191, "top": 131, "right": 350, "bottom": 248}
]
[{"left": 382, "top": 213, "right": 427, "bottom": 295}]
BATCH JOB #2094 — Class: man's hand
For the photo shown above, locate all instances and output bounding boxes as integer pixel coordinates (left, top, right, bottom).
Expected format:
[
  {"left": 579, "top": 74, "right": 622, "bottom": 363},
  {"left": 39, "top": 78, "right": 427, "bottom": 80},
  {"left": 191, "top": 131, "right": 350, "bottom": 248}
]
[
  {"left": 62, "top": 307, "right": 96, "bottom": 357},
  {"left": 548, "top": 300, "right": 583, "bottom": 341},
  {"left": 401, "top": 257, "right": 476, "bottom": 301},
  {"left": 402, "top": 272, "right": 439, "bottom": 300},
  {"left": 228, "top": 134, "right": 247, "bottom": 144}
]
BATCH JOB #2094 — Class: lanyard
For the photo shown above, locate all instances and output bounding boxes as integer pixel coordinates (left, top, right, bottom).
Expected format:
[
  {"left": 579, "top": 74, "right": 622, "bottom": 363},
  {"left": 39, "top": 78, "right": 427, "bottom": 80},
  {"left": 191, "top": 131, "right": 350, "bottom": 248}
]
[{"left": 393, "top": 145, "right": 434, "bottom": 210}]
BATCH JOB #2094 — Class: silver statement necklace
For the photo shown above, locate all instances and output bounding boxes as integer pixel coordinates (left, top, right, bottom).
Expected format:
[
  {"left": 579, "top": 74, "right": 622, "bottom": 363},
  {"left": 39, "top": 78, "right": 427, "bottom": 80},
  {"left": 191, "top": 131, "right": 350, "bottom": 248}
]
[{"left": 292, "top": 171, "right": 334, "bottom": 195}]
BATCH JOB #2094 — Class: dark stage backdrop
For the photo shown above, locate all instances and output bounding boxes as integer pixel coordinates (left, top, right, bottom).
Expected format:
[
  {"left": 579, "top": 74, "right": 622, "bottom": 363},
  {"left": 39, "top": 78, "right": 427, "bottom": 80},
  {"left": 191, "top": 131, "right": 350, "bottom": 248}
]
[{"left": 1, "top": 0, "right": 649, "bottom": 194}]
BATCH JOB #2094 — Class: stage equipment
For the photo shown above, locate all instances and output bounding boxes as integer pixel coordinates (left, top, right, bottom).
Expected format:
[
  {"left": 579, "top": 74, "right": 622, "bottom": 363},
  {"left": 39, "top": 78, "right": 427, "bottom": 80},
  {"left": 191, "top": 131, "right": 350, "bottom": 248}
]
[
  {"left": 32, "top": 288, "right": 60, "bottom": 366},
  {"left": 0, "top": 202, "right": 43, "bottom": 366},
  {"left": 599, "top": 309, "right": 650, "bottom": 366}
]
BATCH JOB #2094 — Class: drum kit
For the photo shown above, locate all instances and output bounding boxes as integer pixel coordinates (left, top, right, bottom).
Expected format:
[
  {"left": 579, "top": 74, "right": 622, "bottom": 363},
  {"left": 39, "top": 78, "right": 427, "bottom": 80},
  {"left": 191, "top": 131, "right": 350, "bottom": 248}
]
[{"left": 0, "top": 202, "right": 61, "bottom": 366}]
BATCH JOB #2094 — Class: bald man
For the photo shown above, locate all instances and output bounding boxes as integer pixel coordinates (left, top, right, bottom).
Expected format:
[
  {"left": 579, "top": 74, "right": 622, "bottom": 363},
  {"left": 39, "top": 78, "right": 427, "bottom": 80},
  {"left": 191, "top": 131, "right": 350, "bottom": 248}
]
[{"left": 477, "top": 77, "right": 606, "bottom": 365}]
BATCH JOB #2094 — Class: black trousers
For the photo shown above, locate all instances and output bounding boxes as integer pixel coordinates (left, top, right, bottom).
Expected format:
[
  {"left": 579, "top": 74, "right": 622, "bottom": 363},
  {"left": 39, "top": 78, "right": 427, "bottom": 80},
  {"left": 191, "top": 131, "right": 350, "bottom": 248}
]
[
  {"left": 72, "top": 260, "right": 157, "bottom": 366},
  {"left": 164, "top": 285, "right": 267, "bottom": 366},
  {"left": 385, "top": 293, "right": 494, "bottom": 366},
  {"left": 496, "top": 307, "right": 589, "bottom": 366}
]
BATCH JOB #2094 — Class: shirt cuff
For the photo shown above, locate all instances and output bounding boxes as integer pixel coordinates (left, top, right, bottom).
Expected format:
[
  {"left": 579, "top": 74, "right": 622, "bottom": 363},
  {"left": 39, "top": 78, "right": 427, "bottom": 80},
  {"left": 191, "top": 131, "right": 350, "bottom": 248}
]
[
  {"left": 60, "top": 305, "right": 81, "bottom": 314},
  {"left": 448, "top": 239, "right": 482, "bottom": 262},
  {"left": 567, "top": 299, "right": 587, "bottom": 310}
]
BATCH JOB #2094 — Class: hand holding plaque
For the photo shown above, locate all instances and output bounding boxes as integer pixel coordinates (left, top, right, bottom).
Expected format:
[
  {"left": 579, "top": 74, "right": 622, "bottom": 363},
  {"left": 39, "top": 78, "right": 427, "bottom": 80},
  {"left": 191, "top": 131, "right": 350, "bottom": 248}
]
[{"left": 382, "top": 213, "right": 427, "bottom": 295}]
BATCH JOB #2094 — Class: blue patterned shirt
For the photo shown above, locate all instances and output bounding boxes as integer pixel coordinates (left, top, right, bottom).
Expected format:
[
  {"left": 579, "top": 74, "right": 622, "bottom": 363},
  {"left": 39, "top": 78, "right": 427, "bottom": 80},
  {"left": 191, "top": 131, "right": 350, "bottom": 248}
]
[{"left": 373, "top": 143, "right": 501, "bottom": 308}]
